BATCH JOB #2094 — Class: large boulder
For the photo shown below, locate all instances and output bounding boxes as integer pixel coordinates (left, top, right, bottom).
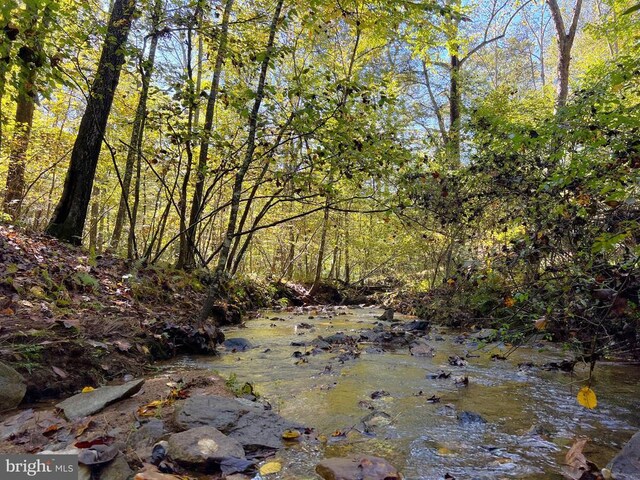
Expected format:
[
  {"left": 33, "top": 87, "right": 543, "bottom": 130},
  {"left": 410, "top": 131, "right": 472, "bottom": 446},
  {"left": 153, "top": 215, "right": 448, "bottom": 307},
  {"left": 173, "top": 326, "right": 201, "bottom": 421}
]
[
  {"left": 167, "top": 426, "right": 245, "bottom": 471},
  {"left": 316, "top": 455, "right": 401, "bottom": 480},
  {"left": 608, "top": 431, "right": 640, "bottom": 480},
  {"left": 0, "top": 361, "right": 26, "bottom": 412},
  {"left": 56, "top": 379, "right": 144, "bottom": 421}
]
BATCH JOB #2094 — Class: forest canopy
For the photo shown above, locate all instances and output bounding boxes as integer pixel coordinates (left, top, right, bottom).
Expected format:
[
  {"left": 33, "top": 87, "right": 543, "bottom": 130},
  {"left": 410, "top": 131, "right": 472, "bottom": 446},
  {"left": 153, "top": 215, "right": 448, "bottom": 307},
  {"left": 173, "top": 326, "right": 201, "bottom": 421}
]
[{"left": 0, "top": 0, "right": 638, "bottom": 350}]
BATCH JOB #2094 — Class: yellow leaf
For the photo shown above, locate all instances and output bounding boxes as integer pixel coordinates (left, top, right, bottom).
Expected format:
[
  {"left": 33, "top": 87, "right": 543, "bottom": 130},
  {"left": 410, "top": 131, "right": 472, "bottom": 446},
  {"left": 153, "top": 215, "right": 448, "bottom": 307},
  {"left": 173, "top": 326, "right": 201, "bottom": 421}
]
[
  {"left": 259, "top": 461, "right": 282, "bottom": 475},
  {"left": 282, "top": 429, "right": 301, "bottom": 440},
  {"left": 81, "top": 386, "right": 95, "bottom": 393},
  {"left": 534, "top": 316, "right": 547, "bottom": 331},
  {"left": 577, "top": 387, "right": 597, "bottom": 409},
  {"left": 437, "top": 447, "right": 454, "bottom": 456},
  {"left": 504, "top": 297, "right": 516, "bottom": 307},
  {"left": 30, "top": 286, "right": 46, "bottom": 298}
]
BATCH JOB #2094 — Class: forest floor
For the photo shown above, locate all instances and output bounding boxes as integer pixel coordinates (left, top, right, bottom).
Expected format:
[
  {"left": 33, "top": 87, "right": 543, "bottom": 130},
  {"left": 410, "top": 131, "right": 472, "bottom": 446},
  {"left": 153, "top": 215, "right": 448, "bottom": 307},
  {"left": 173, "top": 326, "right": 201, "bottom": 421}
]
[{"left": 0, "top": 224, "right": 272, "bottom": 402}]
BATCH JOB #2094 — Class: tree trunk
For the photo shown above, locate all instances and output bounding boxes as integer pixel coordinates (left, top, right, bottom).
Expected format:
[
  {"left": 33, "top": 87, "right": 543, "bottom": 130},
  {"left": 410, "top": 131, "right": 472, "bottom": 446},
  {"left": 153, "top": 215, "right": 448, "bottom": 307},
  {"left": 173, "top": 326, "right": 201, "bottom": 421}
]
[
  {"left": 448, "top": 53, "right": 461, "bottom": 164},
  {"left": 310, "top": 201, "right": 330, "bottom": 295},
  {"left": 184, "top": 0, "right": 235, "bottom": 269},
  {"left": 46, "top": 0, "right": 136, "bottom": 244},
  {"left": 546, "top": 0, "right": 583, "bottom": 108},
  {"left": 199, "top": 0, "right": 284, "bottom": 323},
  {"left": 111, "top": 0, "right": 161, "bottom": 251},
  {"left": 3, "top": 75, "right": 35, "bottom": 218},
  {"left": 176, "top": 18, "right": 198, "bottom": 269},
  {"left": 3, "top": 1, "right": 49, "bottom": 219},
  {"left": 89, "top": 186, "right": 101, "bottom": 255}
]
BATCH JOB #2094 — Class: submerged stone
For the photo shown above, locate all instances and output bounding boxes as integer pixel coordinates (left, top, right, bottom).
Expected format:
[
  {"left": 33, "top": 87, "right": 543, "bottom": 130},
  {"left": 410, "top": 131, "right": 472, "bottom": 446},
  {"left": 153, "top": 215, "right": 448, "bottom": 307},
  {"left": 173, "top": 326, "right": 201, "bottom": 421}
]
[{"left": 316, "top": 455, "right": 401, "bottom": 480}]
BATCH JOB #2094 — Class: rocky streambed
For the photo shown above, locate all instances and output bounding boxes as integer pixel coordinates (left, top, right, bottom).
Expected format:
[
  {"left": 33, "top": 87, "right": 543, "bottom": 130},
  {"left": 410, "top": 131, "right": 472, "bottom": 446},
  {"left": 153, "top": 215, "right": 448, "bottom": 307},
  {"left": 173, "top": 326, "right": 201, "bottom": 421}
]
[{"left": 0, "top": 305, "right": 639, "bottom": 480}]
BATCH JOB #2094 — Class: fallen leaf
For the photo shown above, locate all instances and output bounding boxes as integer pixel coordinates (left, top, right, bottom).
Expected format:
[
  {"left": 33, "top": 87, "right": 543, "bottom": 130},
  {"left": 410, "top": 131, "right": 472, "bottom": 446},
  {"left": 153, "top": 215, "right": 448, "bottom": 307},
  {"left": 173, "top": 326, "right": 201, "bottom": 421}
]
[
  {"left": 52, "top": 366, "right": 68, "bottom": 379},
  {"left": 29, "top": 286, "right": 46, "bottom": 298},
  {"left": 82, "top": 386, "right": 95, "bottom": 393},
  {"left": 137, "top": 399, "right": 171, "bottom": 416},
  {"left": 42, "top": 424, "right": 61, "bottom": 437},
  {"left": 74, "top": 436, "right": 114, "bottom": 449},
  {"left": 75, "top": 420, "right": 94, "bottom": 438},
  {"left": 534, "top": 316, "right": 548, "bottom": 331},
  {"left": 577, "top": 387, "right": 597, "bottom": 409},
  {"left": 259, "top": 461, "right": 282, "bottom": 475},
  {"left": 282, "top": 429, "right": 301, "bottom": 440},
  {"left": 0, "top": 307, "right": 14, "bottom": 315}
]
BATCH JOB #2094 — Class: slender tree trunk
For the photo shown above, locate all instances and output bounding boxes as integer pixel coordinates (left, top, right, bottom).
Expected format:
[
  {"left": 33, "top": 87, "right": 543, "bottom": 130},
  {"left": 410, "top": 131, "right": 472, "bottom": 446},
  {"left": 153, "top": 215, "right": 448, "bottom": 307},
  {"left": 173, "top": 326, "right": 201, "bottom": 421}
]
[
  {"left": 199, "top": 0, "right": 284, "bottom": 323},
  {"left": 89, "top": 186, "right": 101, "bottom": 255},
  {"left": 176, "top": 18, "right": 198, "bottom": 268},
  {"left": 448, "top": 53, "right": 461, "bottom": 164},
  {"left": 3, "top": 75, "right": 35, "bottom": 218},
  {"left": 47, "top": 0, "right": 137, "bottom": 244},
  {"left": 3, "top": 1, "right": 49, "bottom": 219},
  {"left": 127, "top": 144, "right": 142, "bottom": 259},
  {"left": 111, "top": 0, "right": 162, "bottom": 251},
  {"left": 310, "top": 201, "right": 330, "bottom": 295},
  {"left": 184, "top": 0, "right": 235, "bottom": 269},
  {"left": 546, "top": 0, "right": 583, "bottom": 108}
]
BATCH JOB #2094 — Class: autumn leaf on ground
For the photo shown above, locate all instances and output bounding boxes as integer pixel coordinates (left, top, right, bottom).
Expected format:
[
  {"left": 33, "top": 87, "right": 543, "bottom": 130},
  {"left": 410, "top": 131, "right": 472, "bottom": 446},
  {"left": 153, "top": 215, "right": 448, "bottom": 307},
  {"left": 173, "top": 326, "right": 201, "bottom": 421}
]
[
  {"left": 282, "top": 429, "right": 301, "bottom": 440},
  {"left": 534, "top": 316, "right": 548, "bottom": 331},
  {"left": 81, "top": 386, "right": 95, "bottom": 393},
  {"left": 577, "top": 387, "right": 597, "bottom": 409},
  {"left": 562, "top": 438, "right": 603, "bottom": 480},
  {"left": 259, "top": 461, "right": 282, "bottom": 475},
  {"left": 137, "top": 399, "right": 172, "bottom": 416}
]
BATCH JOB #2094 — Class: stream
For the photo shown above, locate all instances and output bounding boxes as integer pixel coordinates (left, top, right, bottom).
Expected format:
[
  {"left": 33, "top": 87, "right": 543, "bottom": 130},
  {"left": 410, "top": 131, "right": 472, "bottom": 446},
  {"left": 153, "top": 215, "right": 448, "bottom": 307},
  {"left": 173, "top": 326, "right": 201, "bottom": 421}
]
[{"left": 170, "top": 307, "right": 640, "bottom": 480}]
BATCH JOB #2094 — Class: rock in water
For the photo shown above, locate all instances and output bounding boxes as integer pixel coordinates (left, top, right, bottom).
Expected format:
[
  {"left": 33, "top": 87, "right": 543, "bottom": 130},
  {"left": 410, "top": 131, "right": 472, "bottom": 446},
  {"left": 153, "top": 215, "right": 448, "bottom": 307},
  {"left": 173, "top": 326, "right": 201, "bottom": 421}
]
[
  {"left": 56, "top": 379, "right": 145, "bottom": 421},
  {"left": 221, "top": 338, "right": 253, "bottom": 352},
  {"left": 0, "top": 361, "right": 26, "bottom": 412},
  {"left": 608, "top": 431, "right": 640, "bottom": 480},
  {"left": 174, "top": 395, "right": 302, "bottom": 451},
  {"left": 379, "top": 308, "right": 394, "bottom": 322},
  {"left": 316, "top": 455, "right": 401, "bottom": 480},
  {"left": 167, "top": 426, "right": 245, "bottom": 471},
  {"left": 457, "top": 411, "right": 486, "bottom": 425}
]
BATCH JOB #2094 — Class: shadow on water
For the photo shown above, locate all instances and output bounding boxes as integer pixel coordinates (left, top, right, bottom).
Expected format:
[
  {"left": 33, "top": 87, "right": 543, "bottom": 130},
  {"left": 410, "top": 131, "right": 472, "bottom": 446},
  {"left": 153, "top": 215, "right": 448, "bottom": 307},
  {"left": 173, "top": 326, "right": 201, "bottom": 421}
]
[{"left": 169, "top": 307, "right": 640, "bottom": 479}]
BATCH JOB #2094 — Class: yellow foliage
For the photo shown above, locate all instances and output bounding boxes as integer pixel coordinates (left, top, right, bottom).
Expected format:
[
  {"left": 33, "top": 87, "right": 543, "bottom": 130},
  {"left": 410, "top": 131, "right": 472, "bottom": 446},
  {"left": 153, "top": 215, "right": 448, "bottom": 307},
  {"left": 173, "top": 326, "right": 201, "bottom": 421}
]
[
  {"left": 577, "top": 387, "right": 597, "bottom": 409},
  {"left": 259, "top": 461, "right": 282, "bottom": 475}
]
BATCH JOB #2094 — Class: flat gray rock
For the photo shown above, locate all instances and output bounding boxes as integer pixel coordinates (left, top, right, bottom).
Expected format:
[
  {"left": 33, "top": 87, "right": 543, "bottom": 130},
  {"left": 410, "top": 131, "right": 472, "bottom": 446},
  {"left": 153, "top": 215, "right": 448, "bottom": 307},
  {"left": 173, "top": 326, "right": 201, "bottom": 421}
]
[
  {"left": 608, "top": 431, "right": 640, "bottom": 480},
  {"left": 174, "top": 395, "right": 263, "bottom": 431},
  {"left": 174, "top": 395, "right": 301, "bottom": 450},
  {"left": 168, "top": 426, "right": 244, "bottom": 471},
  {"left": 0, "top": 361, "right": 27, "bottom": 412},
  {"left": 56, "top": 379, "right": 145, "bottom": 421},
  {"left": 227, "top": 410, "right": 300, "bottom": 450}
]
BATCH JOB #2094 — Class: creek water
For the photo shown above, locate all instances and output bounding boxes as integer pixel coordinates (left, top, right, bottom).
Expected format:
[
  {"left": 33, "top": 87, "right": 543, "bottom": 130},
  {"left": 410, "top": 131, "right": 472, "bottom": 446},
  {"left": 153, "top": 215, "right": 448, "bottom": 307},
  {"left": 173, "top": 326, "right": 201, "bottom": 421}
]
[{"left": 171, "top": 307, "right": 640, "bottom": 480}]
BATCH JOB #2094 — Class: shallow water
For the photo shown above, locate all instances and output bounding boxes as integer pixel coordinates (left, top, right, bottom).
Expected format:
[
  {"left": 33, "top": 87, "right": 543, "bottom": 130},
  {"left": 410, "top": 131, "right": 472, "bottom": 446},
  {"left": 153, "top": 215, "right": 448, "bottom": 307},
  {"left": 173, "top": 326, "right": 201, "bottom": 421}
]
[{"left": 171, "top": 307, "right": 640, "bottom": 480}]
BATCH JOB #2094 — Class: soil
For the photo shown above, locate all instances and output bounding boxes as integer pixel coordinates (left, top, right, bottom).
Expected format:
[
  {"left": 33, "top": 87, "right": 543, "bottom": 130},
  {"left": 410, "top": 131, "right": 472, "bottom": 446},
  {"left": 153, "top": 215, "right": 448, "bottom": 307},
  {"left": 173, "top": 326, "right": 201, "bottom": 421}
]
[{"left": 0, "top": 225, "right": 242, "bottom": 402}]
